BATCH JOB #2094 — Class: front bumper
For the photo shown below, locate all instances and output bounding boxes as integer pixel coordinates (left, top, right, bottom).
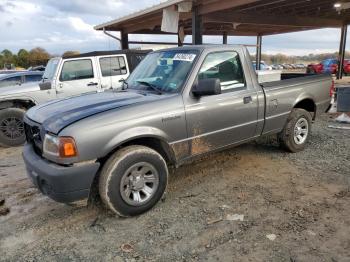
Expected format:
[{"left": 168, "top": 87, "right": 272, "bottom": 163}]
[{"left": 22, "top": 143, "right": 100, "bottom": 203}]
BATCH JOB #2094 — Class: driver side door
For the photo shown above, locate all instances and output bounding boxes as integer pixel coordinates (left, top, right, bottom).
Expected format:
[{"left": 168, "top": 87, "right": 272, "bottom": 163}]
[
  {"left": 184, "top": 51, "right": 259, "bottom": 156},
  {"left": 55, "top": 58, "right": 101, "bottom": 98}
]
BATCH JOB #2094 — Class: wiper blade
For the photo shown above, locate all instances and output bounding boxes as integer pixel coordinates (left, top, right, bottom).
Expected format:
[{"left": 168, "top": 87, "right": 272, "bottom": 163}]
[{"left": 136, "top": 81, "right": 163, "bottom": 95}]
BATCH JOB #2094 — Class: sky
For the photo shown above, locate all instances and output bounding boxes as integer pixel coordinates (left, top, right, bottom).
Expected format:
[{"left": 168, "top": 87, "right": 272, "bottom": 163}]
[{"left": 0, "top": 0, "right": 348, "bottom": 56}]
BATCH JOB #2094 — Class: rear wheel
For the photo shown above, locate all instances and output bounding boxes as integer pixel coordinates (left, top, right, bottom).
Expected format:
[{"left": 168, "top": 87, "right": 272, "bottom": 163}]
[
  {"left": 279, "top": 108, "right": 312, "bottom": 153},
  {"left": 99, "top": 145, "right": 168, "bottom": 217},
  {"left": 0, "top": 108, "right": 26, "bottom": 147}
]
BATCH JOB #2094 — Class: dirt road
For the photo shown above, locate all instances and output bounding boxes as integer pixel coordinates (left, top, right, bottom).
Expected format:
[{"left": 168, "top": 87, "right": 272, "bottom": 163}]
[{"left": 0, "top": 114, "right": 349, "bottom": 262}]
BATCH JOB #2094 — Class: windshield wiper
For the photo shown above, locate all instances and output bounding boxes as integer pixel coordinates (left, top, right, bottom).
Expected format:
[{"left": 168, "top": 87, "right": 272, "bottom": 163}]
[{"left": 136, "top": 81, "right": 163, "bottom": 95}]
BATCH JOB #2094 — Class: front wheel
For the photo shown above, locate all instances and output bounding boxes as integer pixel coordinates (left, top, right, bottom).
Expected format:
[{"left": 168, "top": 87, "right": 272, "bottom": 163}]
[
  {"left": 0, "top": 108, "right": 26, "bottom": 147},
  {"left": 99, "top": 145, "right": 168, "bottom": 217},
  {"left": 279, "top": 109, "right": 312, "bottom": 153}
]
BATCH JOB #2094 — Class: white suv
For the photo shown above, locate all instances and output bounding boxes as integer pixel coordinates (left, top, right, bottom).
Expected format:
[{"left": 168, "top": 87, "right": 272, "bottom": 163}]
[{"left": 0, "top": 50, "right": 151, "bottom": 147}]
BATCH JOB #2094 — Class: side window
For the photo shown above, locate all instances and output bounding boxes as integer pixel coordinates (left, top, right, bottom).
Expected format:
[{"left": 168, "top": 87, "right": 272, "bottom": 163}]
[
  {"left": 99, "top": 56, "right": 127, "bottom": 77},
  {"left": 60, "top": 59, "right": 94, "bottom": 81},
  {"left": 25, "top": 74, "right": 43, "bottom": 83},
  {"left": 198, "top": 51, "right": 245, "bottom": 93}
]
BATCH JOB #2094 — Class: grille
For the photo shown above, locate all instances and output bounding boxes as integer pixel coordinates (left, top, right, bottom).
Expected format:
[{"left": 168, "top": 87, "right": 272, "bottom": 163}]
[{"left": 24, "top": 123, "right": 43, "bottom": 155}]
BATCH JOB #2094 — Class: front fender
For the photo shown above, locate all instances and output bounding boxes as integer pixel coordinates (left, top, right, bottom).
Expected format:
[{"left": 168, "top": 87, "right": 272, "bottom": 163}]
[
  {"left": 103, "top": 126, "right": 173, "bottom": 155},
  {"left": 0, "top": 95, "right": 37, "bottom": 109}
]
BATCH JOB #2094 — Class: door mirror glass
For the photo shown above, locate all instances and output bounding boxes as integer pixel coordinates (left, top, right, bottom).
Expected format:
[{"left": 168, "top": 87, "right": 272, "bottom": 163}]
[{"left": 192, "top": 78, "right": 221, "bottom": 97}]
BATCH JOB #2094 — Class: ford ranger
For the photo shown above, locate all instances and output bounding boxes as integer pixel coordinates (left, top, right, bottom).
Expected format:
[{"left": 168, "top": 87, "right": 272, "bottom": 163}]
[
  {"left": 0, "top": 50, "right": 150, "bottom": 147},
  {"left": 22, "top": 45, "right": 332, "bottom": 217}
]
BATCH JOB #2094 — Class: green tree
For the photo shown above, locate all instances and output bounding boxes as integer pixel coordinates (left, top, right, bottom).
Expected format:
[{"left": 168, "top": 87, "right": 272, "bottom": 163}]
[
  {"left": 17, "top": 49, "right": 30, "bottom": 68},
  {"left": 1, "top": 49, "right": 14, "bottom": 64},
  {"left": 0, "top": 54, "right": 3, "bottom": 69}
]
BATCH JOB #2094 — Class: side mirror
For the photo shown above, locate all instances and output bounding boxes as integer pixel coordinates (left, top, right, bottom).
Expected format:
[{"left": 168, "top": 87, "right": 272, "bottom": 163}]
[
  {"left": 192, "top": 78, "right": 221, "bottom": 97},
  {"left": 39, "top": 81, "right": 52, "bottom": 90}
]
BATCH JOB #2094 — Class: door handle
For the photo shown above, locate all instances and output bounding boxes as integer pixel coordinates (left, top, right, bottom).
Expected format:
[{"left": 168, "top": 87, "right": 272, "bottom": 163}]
[
  {"left": 243, "top": 96, "right": 253, "bottom": 104},
  {"left": 87, "top": 82, "right": 98, "bottom": 86}
]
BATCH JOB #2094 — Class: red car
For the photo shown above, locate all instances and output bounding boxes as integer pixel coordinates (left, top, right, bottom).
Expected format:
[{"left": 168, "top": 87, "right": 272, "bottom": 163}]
[
  {"left": 307, "top": 59, "right": 350, "bottom": 75},
  {"left": 343, "top": 59, "right": 350, "bottom": 75},
  {"left": 307, "top": 63, "right": 324, "bottom": 74}
]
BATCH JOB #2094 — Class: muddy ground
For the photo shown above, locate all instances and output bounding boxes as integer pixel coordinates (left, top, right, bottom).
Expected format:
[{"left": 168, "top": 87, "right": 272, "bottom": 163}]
[{"left": 0, "top": 114, "right": 349, "bottom": 262}]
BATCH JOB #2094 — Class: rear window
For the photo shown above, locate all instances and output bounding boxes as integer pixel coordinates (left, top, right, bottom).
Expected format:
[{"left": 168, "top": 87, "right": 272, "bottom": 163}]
[
  {"left": 99, "top": 56, "right": 127, "bottom": 77},
  {"left": 60, "top": 59, "right": 94, "bottom": 81}
]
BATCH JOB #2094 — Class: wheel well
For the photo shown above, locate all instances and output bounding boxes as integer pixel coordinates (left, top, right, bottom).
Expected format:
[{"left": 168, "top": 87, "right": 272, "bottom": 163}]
[
  {"left": 0, "top": 99, "right": 36, "bottom": 110},
  {"left": 98, "top": 137, "right": 175, "bottom": 167},
  {"left": 294, "top": 99, "right": 316, "bottom": 119}
]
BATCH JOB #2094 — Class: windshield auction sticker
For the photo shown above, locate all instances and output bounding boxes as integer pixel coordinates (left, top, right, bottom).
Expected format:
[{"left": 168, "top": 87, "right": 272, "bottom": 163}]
[{"left": 173, "top": 53, "right": 196, "bottom": 62}]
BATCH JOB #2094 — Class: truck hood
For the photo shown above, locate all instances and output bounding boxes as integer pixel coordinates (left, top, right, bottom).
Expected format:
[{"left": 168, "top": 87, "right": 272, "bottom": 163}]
[
  {"left": 26, "top": 91, "right": 161, "bottom": 134},
  {"left": 0, "top": 82, "right": 40, "bottom": 96}
]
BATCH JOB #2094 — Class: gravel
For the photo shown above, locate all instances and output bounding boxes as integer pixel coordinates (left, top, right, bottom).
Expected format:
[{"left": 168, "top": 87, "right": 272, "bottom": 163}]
[{"left": 0, "top": 113, "right": 349, "bottom": 261}]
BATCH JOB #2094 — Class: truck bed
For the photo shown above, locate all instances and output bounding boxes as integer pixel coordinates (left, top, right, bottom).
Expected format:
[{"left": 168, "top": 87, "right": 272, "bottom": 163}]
[{"left": 260, "top": 73, "right": 332, "bottom": 135}]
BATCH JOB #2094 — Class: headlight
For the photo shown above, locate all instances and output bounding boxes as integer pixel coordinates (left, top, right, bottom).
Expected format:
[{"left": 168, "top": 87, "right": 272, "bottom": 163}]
[{"left": 43, "top": 134, "right": 78, "bottom": 158}]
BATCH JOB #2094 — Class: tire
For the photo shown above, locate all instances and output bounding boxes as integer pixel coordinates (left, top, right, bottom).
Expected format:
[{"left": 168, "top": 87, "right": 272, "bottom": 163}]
[
  {"left": 99, "top": 145, "right": 168, "bottom": 217},
  {"left": 279, "top": 108, "right": 312, "bottom": 153},
  {"left": 0, "top": 108, "right": 26, "bottom": 147}
]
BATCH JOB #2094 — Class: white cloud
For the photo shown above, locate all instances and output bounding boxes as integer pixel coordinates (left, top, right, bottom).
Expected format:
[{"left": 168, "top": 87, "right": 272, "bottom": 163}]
[{"left": 0, "top": 0, "right": 348, "bottom": 56}]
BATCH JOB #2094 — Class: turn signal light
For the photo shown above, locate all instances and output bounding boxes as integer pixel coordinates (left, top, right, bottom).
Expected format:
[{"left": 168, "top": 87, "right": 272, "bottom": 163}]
[{"left": 59, "top": 137, "right": 78, "bottom": 158}]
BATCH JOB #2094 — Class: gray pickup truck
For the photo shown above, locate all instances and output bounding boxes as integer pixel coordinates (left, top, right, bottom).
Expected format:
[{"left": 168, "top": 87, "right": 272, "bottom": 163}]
[
  {"left": 0, "top": 50, "right": 150, "bottom": 147},
  {"left": 22, "top": 45, "right": 332, "bottom": 217}
]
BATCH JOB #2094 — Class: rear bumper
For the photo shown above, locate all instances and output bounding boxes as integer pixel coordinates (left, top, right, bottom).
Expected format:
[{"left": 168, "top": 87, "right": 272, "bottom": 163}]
[{"left": 22, "top": 143, "right": 100, "bottom": 203}]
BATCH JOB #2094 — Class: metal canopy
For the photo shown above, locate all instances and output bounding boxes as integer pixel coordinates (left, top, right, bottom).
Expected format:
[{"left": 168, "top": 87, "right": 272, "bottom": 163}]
[
  {"left": 94, "top": 0, "right": 350, "bottom": 78},
  {"left": 95, "top": 0, "right": 350, "bottom": 36}
]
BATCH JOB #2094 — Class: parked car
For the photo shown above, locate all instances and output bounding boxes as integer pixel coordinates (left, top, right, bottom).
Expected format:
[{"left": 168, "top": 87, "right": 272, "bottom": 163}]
[
  {"left": 306, "top": 63, "right": 323, "bottom": 74},
  {"left": 22, "top": 45, "right": 332, "bottom": 217},
  {"left": 343, "top": 59, "right": 350, "bottom": 75},
  {"left": 321, "top": 59, "right": 338, "bottom": 74},
  {"left": 296, "top": 63, "right": 306, "bottom": 69},
  {"left": 271, "top": 64, "right": 284, "bottom": 70},
  {"left": 307, "top": 59, "right": 338, "bottom": 74},
  {"left": 0, "top": 49, "right": 151, "bottom": 147},
  {"left": 282, "top": 64, "right": 292, "bottom": 70},
  {"left": 252, "top": 61, "right": 272, "bottom": 70},
  {"left": 0, "top": 71, "right": 43, "bottom": 88}
]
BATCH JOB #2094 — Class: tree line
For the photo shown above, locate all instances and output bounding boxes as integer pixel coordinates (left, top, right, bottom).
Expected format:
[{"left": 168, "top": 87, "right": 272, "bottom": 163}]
[
  {"left": 1, "top": 46, "right": 348, "bottom": 69},
  {"left": 0, "top": 48, "right": 80, "bottom": 70}
]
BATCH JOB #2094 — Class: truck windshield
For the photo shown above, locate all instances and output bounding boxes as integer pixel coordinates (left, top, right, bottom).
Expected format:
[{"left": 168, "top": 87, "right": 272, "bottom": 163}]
[
  {"left": 126, "top": 50, "right": 199, "bottom": 93},
  {"left": 42, "top": 58, "right": 60, "bottom": 81}
]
